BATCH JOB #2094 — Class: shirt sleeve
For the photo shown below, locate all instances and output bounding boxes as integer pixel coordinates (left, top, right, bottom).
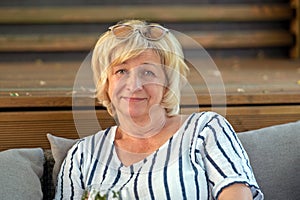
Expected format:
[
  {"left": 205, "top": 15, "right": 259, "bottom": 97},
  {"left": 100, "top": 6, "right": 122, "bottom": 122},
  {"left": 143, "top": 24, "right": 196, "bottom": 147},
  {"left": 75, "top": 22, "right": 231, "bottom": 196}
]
[
  {"left": 195, "top": 112, "right": 264, "bottom": 199},
  {"left": 54, "top": 140, "right": 86, "bottom": 200}
]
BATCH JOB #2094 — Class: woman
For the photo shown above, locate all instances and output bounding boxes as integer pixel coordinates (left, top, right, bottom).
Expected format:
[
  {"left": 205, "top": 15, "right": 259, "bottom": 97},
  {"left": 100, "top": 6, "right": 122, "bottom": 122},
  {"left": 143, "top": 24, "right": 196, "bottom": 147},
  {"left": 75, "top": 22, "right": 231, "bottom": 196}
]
[{"left": 55, "top": 20, "right": 263, "bottom": 199}]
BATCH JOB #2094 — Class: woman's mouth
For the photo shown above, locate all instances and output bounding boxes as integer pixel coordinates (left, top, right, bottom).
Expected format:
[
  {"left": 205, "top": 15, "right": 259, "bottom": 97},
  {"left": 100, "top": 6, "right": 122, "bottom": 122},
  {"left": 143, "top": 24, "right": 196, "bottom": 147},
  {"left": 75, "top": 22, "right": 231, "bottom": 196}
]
[{"left": 122, "top": 97, "right": 147, "bottom": 102}]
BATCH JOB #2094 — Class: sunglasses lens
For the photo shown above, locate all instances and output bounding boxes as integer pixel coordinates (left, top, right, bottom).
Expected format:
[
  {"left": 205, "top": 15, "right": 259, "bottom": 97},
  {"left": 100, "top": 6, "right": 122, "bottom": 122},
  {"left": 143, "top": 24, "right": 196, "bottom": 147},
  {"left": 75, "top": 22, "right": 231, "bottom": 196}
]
[
  {"left": 112, "top": 25, "right": 134, "bottom": 38},
  {"left": 141, "top": 26, "right": 166, "bottom": 40},
  {"left": 110, "top": 24, "right": 168, "bottom": 40}
]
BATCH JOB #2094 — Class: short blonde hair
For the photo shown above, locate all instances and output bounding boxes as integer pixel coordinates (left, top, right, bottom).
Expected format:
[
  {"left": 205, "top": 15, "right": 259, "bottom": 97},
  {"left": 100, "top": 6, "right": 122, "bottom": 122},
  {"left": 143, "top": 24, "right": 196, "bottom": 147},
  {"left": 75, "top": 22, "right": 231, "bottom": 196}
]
[{"left": 92, "top": 19, "right": 189, "bottom": 117}]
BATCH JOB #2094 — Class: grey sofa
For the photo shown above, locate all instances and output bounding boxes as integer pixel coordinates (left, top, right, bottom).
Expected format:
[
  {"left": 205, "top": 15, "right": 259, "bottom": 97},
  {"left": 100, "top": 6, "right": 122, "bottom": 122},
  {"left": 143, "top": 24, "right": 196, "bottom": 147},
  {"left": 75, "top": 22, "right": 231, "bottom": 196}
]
[
  {"left": 1, "top": 120, "right": 299, "bottom": 200},
  {"left": 237, "top": 121, "right": 300, "bottom": 200}
]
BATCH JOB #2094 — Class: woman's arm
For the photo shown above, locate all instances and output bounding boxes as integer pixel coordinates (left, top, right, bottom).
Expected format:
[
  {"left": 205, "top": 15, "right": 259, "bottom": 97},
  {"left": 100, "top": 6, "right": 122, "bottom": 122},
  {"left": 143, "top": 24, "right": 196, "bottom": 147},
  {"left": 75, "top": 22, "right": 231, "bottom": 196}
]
[
  {"left": 218, "top": 183, "right": 252, "bottom": 200},
  {"left": 195, "top": 112, "right": 263, "bottom": 199}
]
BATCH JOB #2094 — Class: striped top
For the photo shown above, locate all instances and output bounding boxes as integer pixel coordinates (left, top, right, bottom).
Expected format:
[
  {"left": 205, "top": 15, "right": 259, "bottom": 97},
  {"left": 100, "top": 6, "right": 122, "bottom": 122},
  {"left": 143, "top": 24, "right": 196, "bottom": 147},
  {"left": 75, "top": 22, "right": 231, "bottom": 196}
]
[{"left": 55, "top": 112, "right": 263, "bottom": 199}]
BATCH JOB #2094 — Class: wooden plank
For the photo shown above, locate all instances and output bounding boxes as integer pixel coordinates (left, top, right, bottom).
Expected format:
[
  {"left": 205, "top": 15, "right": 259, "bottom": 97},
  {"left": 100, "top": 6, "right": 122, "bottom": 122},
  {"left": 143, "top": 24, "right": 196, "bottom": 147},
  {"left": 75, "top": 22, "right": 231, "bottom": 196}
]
[
  {"left": 187, "top": 58, "right": 300, "bottom": 101},
  {"left": 0, "top": 34, "right": 97, "bottom": 52},
  {"left": 0, "top": 61, "right": 79, "bottom": 89},
  {"left": 290, "top": 0, "right": 300, "bottom": 58},
  {"left": 1, "top": 58, "right": 299, "bottom": 107},
  {"left": 0, "top": 110, "right": 115, "bottom": 151},
  {"left": 1, "top": 92, "right": 299, "bottom": 108},
  {"left": 291, "top": 0, "right": 298, "bottom": 8},
  {"left": 0, "top": 61, "right": 79, "bottom": 108},
  {"left": 0, "top": 30, "right": 293, "bottom": 52},
  {"left": 0, "top": 105, "right": 299, "bottom": 151},
  {"left": 182, "top": 105, "right": 300, "bottom": 132},
  {"left": 0, "top": 5, "right": 293, "bottom": 24},
  {"left": 186, "top": 30, "right": 293, "bottom": 49}
]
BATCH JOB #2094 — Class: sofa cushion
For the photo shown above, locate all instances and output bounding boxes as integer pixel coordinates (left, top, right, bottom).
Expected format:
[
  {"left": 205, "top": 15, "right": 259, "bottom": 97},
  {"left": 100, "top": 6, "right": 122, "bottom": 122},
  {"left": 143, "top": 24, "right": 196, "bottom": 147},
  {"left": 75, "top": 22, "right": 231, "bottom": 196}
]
[
  {"left": 238, "top": 121, "right": 300, "bottom": 200},
  {"left": 46, "top": 133, "right": 77, "bottom": 186},
  {"left": 0, "top": 148, "right": 44, "bottom": 200}
]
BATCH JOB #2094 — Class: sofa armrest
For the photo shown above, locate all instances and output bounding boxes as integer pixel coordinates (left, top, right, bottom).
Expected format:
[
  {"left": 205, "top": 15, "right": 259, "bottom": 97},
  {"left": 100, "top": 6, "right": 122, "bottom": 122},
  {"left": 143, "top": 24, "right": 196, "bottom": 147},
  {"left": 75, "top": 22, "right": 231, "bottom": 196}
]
[{"left": 238, "top": 121, "right": 300, "bottom": 200}]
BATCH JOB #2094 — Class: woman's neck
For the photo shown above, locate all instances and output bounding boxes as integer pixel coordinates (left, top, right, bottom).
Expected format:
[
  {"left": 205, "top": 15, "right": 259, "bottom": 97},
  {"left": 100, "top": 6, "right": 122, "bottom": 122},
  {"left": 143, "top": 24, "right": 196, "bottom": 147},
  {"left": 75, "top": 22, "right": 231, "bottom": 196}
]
[
  {"left": 116, "top": 107, "right": 167, "bottom": 139},
  {"left": 114, "top": 114, "right": 188, "bottom": 166}
]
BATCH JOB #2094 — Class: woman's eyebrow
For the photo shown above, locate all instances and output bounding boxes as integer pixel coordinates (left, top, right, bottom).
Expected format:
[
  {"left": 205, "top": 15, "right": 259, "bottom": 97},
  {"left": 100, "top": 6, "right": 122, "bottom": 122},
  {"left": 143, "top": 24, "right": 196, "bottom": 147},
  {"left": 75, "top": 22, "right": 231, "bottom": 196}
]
[
  {"left": 112, "top": 62, "right": 126, "bottom": 67},
  {"left": 142, "top": 62, "right": 161, "bottom": 66}
]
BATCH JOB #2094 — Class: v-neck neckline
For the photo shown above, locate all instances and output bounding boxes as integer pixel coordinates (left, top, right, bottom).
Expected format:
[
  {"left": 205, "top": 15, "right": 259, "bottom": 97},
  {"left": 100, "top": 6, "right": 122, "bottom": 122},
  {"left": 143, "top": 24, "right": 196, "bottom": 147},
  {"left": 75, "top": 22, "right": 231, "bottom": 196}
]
[{"left": 109, "top": 114, "right": 194, "bottom": 169}]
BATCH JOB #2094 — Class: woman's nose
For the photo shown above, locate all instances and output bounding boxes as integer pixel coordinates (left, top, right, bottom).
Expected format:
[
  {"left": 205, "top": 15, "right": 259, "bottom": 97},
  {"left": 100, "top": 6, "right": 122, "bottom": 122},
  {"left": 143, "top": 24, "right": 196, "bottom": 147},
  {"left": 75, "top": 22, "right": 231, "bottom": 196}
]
[{"left": 126, "top": 70, "right": 143, "bottom": 91}]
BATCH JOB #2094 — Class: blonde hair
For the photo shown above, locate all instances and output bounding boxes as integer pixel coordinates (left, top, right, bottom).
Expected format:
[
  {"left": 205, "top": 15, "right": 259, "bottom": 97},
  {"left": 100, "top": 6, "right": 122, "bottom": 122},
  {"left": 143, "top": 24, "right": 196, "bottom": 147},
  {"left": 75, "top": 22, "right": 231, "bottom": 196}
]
[{"left": 92, "top": 19, "right": 189, "bottom": 117}]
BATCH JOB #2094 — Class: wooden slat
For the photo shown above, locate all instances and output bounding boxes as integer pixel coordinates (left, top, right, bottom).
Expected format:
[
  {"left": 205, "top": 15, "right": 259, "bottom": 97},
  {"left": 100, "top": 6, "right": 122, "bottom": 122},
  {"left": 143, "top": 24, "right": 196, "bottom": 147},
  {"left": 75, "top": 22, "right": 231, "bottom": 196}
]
[
  {"left": 182, "top": 57, "right": 300, "bottom": 105},
  {"left": 0, "top": 34, "right": 98, "bottom": 52},
  {"left": 186, "top": 30, "right": 293, "bottom": 49},
  {"left": 0, "top": 5, "right": 293, "bottom": 24},
  {"left": 1, "top": 58, "right": 299, "bottom": 107},
  {"left": 291, "top": 0, "right": 298, "bottom": 8},
  {"left": 182, "top": 105, "right": 300, "bottom": 131},
  {"left": 290, "top": 0, "right": 300, "bottom": 58},
  {"left": 0, "top": 61, "right": 79, "bottom": 90},
  {"left": 0, "top": 110, "right": 115, "bottom": 151},
  {"left": 1, "top": 92, "right": 300, "bottom": 108},
  {"left": 0, "top": 30, "right": 293, "bottom": 52},
  {"left": 0, "top": 105, "right": 299, "bottom": 151}
]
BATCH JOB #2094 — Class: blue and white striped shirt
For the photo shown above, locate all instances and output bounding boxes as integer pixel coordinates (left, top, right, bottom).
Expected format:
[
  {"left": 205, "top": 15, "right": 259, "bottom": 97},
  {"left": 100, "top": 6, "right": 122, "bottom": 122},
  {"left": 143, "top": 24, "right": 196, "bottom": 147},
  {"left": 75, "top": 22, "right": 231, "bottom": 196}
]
[{"left": 55, "top": 112, "right": 263, "bottom": 199}]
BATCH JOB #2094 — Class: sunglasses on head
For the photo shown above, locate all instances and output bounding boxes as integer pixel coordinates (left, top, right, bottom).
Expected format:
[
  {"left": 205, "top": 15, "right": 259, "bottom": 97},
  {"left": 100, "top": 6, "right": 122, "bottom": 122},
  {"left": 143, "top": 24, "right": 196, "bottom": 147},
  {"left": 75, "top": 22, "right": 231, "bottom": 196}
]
[{"left": 108, "top": 24, "right": 169, "bottom": 41}]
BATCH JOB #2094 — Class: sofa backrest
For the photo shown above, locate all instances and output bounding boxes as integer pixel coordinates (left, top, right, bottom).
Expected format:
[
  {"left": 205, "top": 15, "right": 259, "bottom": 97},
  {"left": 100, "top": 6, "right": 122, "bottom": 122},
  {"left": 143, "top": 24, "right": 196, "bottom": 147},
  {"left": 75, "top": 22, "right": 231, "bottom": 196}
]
[
  {"left": 238, "top": 121, "right": 300, "bottom": 200},
  {"left": 42, "top": 121, "right": 300, "bottom": 200}
]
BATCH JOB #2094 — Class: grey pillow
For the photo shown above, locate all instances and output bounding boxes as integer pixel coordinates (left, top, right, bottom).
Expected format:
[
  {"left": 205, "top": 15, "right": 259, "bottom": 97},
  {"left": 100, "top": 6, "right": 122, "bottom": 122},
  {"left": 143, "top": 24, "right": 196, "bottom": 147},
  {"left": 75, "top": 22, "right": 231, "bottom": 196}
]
[
  {"left": 0, "top": 148, "right": 44, "bottom": 200},
  {"left": 238, "top": 121, "right": 300, "bottom": 200},
  {"left": 47, "top": 133, "right": 77, "bottom": 186}
]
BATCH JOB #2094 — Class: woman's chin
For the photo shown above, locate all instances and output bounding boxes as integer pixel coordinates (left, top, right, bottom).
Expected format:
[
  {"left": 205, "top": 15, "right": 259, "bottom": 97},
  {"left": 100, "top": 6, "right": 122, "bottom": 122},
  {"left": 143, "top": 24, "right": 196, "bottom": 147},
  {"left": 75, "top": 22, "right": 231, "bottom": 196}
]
[
  {"left": 118, "top": 108, "right": 149, "bottom": 120},
  {"left": 128, "top": 111, "right": 149, "bottom": 121}
]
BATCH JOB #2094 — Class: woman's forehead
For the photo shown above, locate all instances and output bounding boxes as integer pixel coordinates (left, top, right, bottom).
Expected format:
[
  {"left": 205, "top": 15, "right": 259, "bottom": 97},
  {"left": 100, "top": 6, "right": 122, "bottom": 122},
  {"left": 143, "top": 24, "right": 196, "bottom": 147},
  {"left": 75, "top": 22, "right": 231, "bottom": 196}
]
[
  {"left": 110, "top": 49, "right": 162, "bottom": 66},
  {"left": 131, "top": 50, "right": 161, "bottom": 61}
]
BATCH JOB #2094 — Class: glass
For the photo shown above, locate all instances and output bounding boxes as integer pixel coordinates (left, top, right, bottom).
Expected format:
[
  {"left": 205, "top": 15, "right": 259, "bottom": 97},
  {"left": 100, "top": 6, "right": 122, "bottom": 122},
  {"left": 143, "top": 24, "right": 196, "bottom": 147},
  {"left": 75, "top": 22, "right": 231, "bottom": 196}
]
[
  {"left": 109, "top": 24, "right": 169, "bottom": 41},
  {"left": 81, "top": 184, "right": 131, "bottom": 200}
]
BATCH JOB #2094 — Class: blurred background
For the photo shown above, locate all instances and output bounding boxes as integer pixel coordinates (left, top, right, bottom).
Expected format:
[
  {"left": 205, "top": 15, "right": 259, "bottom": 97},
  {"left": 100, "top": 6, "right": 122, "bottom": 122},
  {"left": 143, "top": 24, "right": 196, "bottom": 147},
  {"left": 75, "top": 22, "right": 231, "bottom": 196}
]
[{"left": 0, "top": 0, "right": 299, "bottom": 150}]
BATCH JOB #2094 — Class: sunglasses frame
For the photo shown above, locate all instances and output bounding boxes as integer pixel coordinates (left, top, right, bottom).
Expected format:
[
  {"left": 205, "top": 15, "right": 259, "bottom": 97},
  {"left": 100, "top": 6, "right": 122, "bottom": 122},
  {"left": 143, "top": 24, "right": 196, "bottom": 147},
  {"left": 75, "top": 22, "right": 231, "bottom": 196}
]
[{"left": 108, "top": 24, "right": 169, "bottom": 41}]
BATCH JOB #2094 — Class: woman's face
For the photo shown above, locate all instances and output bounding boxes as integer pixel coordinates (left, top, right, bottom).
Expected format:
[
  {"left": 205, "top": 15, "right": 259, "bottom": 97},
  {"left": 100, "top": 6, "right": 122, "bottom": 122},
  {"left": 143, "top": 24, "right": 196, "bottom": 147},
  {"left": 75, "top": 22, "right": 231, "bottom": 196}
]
[{"left": 107, "top": 50, "right": 166, "bottom": 121}]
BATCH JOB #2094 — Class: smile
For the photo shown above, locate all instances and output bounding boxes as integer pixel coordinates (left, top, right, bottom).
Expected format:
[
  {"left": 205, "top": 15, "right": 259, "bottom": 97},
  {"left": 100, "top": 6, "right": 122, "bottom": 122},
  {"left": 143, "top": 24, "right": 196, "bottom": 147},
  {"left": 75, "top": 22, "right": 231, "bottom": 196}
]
[{"left": 122, "top": 97, "right": 147, "bottom": 102}]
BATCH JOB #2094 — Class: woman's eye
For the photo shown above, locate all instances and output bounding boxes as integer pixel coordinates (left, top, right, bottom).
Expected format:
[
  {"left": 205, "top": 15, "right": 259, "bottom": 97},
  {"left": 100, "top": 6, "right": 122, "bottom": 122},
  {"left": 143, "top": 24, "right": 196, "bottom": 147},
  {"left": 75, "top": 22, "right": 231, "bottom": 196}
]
[
  {"left": 115, "top": 69, "right": 127, "bottom": 75},
  {"left": 143, "top": 70, "right": 155, "bottom": 77}
]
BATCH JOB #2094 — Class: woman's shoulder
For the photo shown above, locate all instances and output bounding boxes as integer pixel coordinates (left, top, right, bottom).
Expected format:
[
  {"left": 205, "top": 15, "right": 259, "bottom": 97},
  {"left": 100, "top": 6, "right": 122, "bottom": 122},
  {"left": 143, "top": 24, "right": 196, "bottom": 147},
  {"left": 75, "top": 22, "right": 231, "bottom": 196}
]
[
  {"left": 189, "top": 111, "right": 236, "bottom": 139},
  {"left": 180, "top": 111, "right": 234, "bottom": 139},
  {"left": 183, "top": 111, "right": 225, "bottom": 124}
]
